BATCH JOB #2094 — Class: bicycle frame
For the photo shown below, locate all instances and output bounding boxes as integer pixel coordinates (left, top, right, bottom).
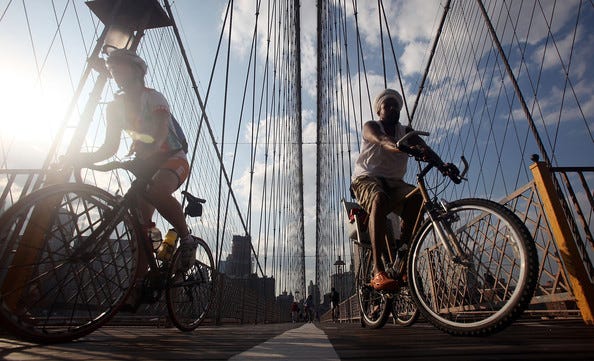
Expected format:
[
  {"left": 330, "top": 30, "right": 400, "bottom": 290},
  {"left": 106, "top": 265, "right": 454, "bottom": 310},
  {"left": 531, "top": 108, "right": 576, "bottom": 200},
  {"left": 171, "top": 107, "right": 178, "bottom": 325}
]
[
  {"left": 69, "top": 172, "right": 162, "bottom": 280},
  {"left": 390, "top": 155, "right": 470, "bottom": 269}
]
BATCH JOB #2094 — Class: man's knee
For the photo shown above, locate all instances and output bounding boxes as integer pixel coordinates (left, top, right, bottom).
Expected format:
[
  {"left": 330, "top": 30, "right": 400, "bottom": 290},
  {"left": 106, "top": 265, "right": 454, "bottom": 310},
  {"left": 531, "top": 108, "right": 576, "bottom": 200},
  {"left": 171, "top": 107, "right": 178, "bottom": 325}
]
[{"left": 370, "top": 193, "right": 392, "bottom": 217}]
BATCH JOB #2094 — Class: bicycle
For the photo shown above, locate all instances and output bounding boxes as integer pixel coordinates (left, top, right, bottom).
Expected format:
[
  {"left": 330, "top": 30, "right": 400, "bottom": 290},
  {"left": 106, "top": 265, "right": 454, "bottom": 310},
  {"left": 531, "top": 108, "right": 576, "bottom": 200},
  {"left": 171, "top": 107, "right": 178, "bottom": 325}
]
[
  {"left": 349, "top": 130, "right": 538, "bottom": 336},
  {"left": 344, "top": 201, "right": 420, "bottom": 328},
  {"left": 0, "top": 158, "right": 215, "bottom": 343}
]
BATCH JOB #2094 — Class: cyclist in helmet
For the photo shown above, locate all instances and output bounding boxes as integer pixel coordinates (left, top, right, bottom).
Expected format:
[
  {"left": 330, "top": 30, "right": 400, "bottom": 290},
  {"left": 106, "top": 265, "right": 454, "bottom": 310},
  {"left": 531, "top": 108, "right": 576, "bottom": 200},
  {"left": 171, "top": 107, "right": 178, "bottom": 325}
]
[{"left": 72, "top": 49, "right": 197, "bottom": 306}]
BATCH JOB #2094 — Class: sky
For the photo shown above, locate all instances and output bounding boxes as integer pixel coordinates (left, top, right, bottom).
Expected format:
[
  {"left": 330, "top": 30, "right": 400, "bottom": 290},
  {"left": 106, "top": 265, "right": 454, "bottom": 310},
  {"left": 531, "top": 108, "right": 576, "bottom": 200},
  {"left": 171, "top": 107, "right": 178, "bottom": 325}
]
[{"left": 1, "top": 0, "right": 592, "bottom": 294}]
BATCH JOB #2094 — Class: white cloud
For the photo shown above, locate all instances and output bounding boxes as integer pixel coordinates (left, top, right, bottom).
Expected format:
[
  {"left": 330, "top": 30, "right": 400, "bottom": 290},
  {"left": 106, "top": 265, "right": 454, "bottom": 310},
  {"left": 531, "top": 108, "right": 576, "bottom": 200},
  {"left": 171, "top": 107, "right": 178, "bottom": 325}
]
[
  {"left": 224, "top": 1, "right": 257, "bottom": 57},
  {"left": 401, "top": 41, "right": 431, "bottom": 76},
  {"left": 341, "top": 0, "right": 442, "bottom": 47}
]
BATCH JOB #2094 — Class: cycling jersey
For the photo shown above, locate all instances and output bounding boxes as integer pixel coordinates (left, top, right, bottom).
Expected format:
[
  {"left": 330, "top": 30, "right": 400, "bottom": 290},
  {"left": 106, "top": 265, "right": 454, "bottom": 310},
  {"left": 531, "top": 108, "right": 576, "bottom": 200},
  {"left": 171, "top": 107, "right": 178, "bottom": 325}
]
[{"left": 112, "top": 88, "right": 187, "bottom": 158}]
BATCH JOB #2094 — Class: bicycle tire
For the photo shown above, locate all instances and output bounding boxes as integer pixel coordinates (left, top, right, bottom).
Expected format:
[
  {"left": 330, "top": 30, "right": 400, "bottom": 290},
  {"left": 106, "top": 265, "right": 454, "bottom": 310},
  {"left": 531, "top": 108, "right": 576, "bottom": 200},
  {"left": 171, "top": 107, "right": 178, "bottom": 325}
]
[
  {"left": 355, "top": 244, "right": 392, "bottom": 329},
  {"left": 392, "top": 286, "right": 420, "bottom": 326},
  {"left": 408, "top": 198, "right": 538, "bottom": 336},
  {"left": 0, "top": 183, "right": 139, "bottom": 343},
  {"left": 166, "top": 236, "right": 215, "bottom": 331}
]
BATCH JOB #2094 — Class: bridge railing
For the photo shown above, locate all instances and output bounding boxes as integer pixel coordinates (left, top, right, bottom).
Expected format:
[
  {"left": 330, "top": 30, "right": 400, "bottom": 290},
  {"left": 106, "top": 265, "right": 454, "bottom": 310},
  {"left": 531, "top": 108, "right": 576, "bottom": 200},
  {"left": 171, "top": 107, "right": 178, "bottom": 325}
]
[
  {"left": 0, "top": 169, "right": 45, "bottom": 214},
  {"left": 550, "top": 166, "right": 594, "bottom": 277},
  {"left": 530, "top": 163, "right": 594, "bottom": 323}
]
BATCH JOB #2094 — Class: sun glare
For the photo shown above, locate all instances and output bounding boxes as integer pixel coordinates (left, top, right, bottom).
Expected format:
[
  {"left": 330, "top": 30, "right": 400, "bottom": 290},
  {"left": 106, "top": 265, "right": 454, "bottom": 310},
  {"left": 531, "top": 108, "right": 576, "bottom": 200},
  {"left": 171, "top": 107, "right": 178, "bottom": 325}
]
[{"left": 0, "top": 70, "right": 70, "bottom": 149}]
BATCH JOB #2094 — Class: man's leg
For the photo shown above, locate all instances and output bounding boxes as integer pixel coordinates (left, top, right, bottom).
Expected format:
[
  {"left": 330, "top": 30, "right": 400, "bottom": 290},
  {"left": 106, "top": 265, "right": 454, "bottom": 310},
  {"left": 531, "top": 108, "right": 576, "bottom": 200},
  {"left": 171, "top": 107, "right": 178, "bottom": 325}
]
[
  {"left": 352, "top": 176, "right": 399, "bottom": 291},
  {"left": 143, "top": 169, "right": 189, "bottom": 238},
  {"left": 368, "top": 193, "right": 391, "bottom": 275},
  {"left": 399, "top": 191, "right": 423, "bottom": 246}
]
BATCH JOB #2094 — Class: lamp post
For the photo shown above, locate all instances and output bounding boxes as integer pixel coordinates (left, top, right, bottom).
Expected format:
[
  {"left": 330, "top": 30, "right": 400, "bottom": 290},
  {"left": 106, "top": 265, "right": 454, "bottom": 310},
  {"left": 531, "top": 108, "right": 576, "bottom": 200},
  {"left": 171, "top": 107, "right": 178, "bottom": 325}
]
[{"left": 333, "top": 256, "right": 346, "bottom": 300}]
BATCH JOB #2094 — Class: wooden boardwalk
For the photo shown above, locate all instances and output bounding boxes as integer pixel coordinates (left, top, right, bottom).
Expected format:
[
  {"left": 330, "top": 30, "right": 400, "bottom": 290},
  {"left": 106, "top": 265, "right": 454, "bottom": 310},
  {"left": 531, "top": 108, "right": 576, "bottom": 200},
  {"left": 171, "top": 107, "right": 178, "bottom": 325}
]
[{"left": 1, "top": 318, "right": 593, "bottom": 360}]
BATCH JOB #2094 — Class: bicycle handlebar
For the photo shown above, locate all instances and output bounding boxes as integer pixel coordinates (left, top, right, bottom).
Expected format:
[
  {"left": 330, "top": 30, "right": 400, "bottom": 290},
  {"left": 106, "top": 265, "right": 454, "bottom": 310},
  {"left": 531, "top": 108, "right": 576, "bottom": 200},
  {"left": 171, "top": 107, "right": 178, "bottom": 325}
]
[
  {"left": 86, "top": 161, "right": 118, "bottom": 172},
  {"left": 86, "top": 160, "right": 134, "bottom": 173},
  {"left": 395, "top": 130, "right": 468, "bottom": 184},
  {"left": 395, "top": 130, "right": 430, "bottom": 149}
]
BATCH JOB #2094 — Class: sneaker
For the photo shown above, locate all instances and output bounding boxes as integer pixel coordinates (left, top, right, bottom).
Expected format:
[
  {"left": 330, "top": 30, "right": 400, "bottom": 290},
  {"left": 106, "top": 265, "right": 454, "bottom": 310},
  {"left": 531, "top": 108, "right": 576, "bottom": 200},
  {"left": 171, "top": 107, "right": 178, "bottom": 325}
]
[
  {"left": 370, "top": 271, "right": 399, "bottom": 291},
  {"left": 179, "top": 235, "right": 198, "bottom": 270}
]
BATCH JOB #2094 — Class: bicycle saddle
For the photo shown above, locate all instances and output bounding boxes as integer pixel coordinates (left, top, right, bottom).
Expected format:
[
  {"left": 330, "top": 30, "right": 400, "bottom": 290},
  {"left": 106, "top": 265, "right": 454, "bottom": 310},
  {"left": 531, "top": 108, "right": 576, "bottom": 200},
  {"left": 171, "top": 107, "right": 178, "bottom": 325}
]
[{"left": 182, "top": 191, "right": 206, "bottom": 217}]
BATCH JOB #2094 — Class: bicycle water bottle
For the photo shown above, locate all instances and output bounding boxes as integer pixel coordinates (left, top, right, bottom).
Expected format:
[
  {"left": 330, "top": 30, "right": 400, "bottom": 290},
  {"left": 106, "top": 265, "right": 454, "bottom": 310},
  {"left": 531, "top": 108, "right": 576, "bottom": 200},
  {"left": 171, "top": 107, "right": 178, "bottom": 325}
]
[
  {"left": 156, "top": 228, "right": 178, "bottom": 261},
  {"left": 147, "top": 223, "right": 162, "bottom": 251}
]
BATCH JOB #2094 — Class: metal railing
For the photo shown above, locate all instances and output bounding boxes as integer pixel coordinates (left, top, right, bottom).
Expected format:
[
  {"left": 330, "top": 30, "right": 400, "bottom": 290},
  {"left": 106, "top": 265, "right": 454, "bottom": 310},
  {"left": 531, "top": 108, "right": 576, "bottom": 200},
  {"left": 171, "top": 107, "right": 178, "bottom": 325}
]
[
  {"left": 552, "top": 167, "right": 594, "bottom": 279},
  {"left": 0, "top": 169, "right": 45, "bottom": 215}
]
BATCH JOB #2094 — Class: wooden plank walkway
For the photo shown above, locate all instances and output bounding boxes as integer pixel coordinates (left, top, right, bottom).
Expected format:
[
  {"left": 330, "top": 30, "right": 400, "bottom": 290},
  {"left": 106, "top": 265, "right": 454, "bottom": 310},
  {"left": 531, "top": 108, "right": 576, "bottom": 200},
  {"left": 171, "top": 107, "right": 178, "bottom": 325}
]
[{"left": 1, "top": 318, "right": 593, "bottom": 360}]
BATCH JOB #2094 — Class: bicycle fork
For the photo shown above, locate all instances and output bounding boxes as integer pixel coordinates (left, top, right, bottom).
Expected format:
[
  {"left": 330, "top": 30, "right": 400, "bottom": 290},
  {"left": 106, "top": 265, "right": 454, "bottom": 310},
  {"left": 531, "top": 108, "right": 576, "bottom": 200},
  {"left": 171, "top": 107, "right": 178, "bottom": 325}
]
[{"left": 426, "top": 201, "right": 471, "bottom": 267}]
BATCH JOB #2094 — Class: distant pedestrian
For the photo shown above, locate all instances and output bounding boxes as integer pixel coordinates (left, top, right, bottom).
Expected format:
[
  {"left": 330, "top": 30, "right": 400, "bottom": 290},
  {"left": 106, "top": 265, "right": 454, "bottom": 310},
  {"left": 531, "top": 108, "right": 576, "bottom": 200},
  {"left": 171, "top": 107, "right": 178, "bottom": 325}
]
[
  {"left": 304, "top": 295, "right": 314, "bottom": 322},
  {"left": 290, "top": 301, "right": 299, "bottom": 323},
  {"left": 330, "top": 287, "right": 340, "bottom": 322}
]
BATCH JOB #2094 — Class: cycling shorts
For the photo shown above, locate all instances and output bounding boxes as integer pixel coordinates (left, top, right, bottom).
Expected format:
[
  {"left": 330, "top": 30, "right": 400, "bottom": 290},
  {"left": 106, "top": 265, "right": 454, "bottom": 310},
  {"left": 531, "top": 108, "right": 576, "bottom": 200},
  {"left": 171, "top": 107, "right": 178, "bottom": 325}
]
[{"left": 159, "top": 150, "right": 190, "bottom": 188}]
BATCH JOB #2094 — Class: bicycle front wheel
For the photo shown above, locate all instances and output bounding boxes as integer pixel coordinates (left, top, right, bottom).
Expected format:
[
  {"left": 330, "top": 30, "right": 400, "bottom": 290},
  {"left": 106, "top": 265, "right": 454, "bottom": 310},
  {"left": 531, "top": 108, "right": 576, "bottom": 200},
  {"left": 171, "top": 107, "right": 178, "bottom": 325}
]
[
  {"left": 0, "top": 183, "right": 139, "bottom": 343},
  {"left": 354, "top": 243, "right": 392, "bottom": 329},
  {"left": 408, "top": 198, "right": 538, "bottom": 336},
  {"left": 166, "top": 237, "right": 215, "bottom": 331}
]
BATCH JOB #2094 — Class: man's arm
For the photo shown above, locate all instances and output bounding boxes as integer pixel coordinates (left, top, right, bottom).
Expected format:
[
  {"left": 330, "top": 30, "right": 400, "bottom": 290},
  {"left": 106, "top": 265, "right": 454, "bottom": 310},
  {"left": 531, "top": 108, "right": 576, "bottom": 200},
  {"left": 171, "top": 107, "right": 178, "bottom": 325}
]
[
  {"left": 362, "top": 121, "right": 402, "bottom": 153},
  {"left": 68, "top": 102, "right": 121, "bottom": 165}
]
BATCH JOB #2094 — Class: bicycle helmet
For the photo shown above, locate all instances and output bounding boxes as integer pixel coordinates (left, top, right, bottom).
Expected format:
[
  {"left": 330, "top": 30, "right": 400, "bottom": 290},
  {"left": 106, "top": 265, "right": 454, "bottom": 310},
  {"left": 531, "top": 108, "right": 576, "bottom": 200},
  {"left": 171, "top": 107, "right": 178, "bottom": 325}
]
[
  {"left": 374, "top": 88, "right": 403, "bottom": 114},
  {"left": 106, "top": 48, "right": 147, "bottom": 76}
]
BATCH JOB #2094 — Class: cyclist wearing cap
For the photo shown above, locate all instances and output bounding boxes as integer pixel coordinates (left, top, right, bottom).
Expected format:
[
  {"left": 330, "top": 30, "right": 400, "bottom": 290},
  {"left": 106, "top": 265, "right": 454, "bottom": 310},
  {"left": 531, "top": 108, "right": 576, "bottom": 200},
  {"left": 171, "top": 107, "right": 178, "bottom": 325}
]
[
  {"left": 350, "top": 88, "right": 455, "bottom": 291},
  {"left": 73, "top": 49, "right": 197, "bottom": 297}
]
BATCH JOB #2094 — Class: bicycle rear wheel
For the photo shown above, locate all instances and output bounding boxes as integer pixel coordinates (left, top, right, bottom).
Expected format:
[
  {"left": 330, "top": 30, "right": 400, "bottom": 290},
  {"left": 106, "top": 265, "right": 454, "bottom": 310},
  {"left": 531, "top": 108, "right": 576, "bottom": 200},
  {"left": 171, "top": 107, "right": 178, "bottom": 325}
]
[
  {"left": 408, "top": 198, "right": 538, "bottom": 336},
  {"left": 354, "top": 243, "right": 392, "bottom": 329},
  {"left": 0, "top": 183, "right": 139, "bottom": 343},
  {"left": 392, "top": 286, "right": 419, "bottom": 326},
  {"left": 166, "top": 237, "right": 215, "bottom": 331}
]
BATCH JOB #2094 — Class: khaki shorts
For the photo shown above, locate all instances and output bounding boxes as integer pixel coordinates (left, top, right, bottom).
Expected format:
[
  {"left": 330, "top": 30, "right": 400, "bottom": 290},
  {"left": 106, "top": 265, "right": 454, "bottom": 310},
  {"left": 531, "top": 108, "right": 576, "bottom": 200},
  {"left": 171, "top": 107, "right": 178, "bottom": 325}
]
[{"left": 351, "top": 175, "right": 416, "bottom": 216}]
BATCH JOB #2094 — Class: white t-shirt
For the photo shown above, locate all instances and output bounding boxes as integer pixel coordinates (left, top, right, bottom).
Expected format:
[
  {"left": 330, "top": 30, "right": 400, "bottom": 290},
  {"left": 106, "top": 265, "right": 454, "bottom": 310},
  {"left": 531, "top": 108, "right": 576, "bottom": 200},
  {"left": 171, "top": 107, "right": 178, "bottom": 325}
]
[{"left": 352, "top": 121, "right": 409, "bottom": 187}]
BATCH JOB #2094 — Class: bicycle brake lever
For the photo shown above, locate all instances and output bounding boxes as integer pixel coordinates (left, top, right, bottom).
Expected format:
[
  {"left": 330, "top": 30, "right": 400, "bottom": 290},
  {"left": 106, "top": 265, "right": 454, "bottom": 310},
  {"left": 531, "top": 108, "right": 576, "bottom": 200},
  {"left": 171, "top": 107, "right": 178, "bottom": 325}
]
[
  {"left": 459, "top": 156, "right": 469, "bottom": 180},
  {"left": 396, "top": 130, "right": 430, "bottom": 149}
]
